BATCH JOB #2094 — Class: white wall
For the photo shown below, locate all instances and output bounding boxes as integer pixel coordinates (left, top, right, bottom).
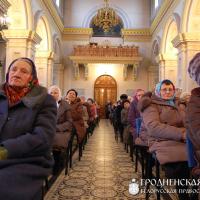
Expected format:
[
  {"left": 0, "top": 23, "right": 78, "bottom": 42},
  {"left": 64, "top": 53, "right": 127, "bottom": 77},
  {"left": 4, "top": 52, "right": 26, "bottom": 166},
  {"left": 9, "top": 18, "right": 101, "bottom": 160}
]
[{"left": 64, "top": 0, "right": 150, "bottom": 28}]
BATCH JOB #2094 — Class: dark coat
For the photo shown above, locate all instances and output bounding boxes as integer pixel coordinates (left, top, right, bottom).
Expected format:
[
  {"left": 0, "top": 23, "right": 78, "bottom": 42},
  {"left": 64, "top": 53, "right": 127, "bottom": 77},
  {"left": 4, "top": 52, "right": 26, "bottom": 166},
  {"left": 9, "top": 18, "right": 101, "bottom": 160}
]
[
  {"left": 70, "top": 98, "right": 86, "bottom": 143},
  {"left": 121, "top": 108, "right": 130, "bottom": 143},
  {"left": 128, "top": 98, "right": 140, "bottom": 141},
  {"left": 0, "top": 84, "right": 57, "bottom": 200},
  {"left": 186, "top": 87, "right": 200, "bottom": 172},
  {"left": 53, "top": 99, "right": 72, "bottom": 150},
  {"left": 137, "top": 95, "right": 187, "bottom": 164}
]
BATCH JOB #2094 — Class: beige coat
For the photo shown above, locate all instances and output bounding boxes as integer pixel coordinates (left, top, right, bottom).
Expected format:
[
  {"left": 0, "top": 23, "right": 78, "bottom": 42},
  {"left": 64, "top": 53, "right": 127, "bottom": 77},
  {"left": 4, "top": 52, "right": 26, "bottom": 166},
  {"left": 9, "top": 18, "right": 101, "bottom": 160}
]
[
  {"left": 53, "top": 99, "right": 73, "bottom": 150},
  {"left": 138, "top": 95, "right": 187, "bottom": 164}
]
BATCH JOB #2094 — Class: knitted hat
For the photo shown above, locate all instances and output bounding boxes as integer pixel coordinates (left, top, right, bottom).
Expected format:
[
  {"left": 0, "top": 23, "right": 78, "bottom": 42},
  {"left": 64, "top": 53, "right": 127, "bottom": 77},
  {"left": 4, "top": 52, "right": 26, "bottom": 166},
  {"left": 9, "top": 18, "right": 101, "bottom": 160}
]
[{"left": 188, "top": 52, "right": 200, "bottom": 85}]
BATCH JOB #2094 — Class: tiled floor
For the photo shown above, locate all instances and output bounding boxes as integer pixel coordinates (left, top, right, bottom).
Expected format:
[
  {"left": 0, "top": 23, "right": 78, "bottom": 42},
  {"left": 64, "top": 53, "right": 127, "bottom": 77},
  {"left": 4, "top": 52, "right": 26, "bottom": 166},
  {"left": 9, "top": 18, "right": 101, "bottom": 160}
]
[{"left": 44, "top": 120, "right": 157, "bottom": 200}]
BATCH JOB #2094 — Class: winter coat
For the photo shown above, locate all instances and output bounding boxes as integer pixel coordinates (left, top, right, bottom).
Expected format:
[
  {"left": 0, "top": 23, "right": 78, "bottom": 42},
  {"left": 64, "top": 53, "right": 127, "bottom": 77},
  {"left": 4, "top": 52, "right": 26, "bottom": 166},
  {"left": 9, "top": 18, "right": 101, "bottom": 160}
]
[
  {"left": 69, "top": 98, "right": 86, "bottom": 143},
  {"left": 186, "top": 87, "right": 200, "bottom": 174},
  {"left": 82, "top": 104, "right": 89, "bottom": 128},
  {"left": 128, "top": 98, "right": 140, "bottom": 141},
  {"left": 137, "top": 95, "right": 187, "bottom": 165},
  {"left": 53, "top": 99, "right": 72, "bottom": 150},
  {"left": 0, "top": 84, "right": 57, "bottom": 200},
  {"left": 121, "top": 108, "right": 130, "bottom": 144}
]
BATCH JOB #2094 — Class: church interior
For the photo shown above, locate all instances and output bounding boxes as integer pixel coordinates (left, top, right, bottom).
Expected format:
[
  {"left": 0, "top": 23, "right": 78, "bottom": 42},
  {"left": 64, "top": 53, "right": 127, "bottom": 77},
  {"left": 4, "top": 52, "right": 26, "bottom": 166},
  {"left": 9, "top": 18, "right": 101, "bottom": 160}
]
[{"left": 1, "top": 0, "right": 200, "bottom": 199}]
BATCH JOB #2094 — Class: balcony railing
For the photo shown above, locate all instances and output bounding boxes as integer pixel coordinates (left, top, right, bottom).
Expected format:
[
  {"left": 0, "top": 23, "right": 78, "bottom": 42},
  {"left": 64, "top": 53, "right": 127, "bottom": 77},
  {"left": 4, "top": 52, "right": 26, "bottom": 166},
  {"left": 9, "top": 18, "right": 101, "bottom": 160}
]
[{"left": 73, "top": 45, "right": 139, "bottom": 57}]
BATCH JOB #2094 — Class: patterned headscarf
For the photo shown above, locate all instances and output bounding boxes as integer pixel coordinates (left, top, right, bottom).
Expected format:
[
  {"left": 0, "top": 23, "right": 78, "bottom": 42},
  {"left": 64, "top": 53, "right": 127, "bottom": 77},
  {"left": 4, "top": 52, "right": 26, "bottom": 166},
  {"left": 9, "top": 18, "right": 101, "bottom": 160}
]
[
  {"left": 188, "top": 52, "right": 200, "bottom": 85},
  {"left": 155, "top": 79, "right": 175, "bottom": 106},
  {"left": 3, "top": 57, "right": 39, "bottom": 106}
]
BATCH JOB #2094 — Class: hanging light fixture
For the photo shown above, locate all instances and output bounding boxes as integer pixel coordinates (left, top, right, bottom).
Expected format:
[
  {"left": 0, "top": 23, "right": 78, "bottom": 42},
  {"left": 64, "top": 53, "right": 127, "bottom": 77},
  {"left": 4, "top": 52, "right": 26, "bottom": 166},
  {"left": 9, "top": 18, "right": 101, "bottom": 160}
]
[
  {"left": 93, "top": 0, "right": 119, "bottom": 32},
  {"left": 0, "top": 14, "right": 10, "bottom": 31}
]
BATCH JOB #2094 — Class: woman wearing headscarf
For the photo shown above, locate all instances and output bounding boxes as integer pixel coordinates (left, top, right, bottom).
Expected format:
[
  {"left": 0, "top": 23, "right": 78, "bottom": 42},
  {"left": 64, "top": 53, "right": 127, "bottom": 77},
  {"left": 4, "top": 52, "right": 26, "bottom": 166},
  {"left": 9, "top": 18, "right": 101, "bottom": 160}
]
[
  {"left": 138, "top": 79, "right": 189, "bottom": 200},
  {"left": 49, "top": 85, "right": 72, "bottom": 174},
  {"left": 0, "top": 57, "right": 57, "bottom": 200},
  {"left": 186, "top": 52, "right": 200, "bottom": 178}
]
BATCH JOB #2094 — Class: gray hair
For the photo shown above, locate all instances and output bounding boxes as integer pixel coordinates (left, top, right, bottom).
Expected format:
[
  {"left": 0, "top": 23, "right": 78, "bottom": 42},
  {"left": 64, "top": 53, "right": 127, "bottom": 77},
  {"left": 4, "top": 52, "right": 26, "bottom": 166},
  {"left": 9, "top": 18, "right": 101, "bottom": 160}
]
[{"left": 48, "top": 85, "right": 62, "bottom": 100}]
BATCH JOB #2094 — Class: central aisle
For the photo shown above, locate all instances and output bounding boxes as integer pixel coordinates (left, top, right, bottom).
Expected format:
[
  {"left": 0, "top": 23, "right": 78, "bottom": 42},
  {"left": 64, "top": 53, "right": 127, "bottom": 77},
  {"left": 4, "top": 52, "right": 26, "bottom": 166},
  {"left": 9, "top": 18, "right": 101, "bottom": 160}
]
[{"left": 45, "top": 120, "right": 151, "bottom": 200}]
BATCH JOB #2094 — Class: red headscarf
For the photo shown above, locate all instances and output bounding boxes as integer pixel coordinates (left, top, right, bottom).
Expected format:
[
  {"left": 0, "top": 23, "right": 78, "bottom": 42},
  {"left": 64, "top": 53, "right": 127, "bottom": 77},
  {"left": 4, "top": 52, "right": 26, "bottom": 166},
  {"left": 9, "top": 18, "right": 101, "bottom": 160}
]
[{"left": 3, "top": 58, "right": 39, "bottom": 106}]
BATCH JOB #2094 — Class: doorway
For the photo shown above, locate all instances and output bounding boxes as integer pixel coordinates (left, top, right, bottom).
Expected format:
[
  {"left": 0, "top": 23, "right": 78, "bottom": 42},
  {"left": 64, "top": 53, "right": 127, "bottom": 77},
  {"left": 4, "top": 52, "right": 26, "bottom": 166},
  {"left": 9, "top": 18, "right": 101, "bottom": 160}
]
[{"left": 94, "top": 75, "right": 117, "bottom": 118}]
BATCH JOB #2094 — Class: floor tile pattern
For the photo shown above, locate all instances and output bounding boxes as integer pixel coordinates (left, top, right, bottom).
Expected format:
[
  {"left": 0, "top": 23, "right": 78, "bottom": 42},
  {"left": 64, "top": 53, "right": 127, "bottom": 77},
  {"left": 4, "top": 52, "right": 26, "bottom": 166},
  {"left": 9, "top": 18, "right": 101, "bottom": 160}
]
[{"left": 45, "top": 120, "right": 160, "bottom": 200}]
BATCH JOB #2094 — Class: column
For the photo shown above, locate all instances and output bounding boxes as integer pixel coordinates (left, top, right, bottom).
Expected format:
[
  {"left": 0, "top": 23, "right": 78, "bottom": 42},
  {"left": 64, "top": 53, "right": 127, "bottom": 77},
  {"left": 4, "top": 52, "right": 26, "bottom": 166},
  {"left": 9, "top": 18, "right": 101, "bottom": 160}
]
[
  {"left": 156, "top": 54, "right": 165, "bottom": 81},
  {"left": 156, "top": 53, "right": 177, "bottom": 85},
  {"left": 53, "top": 63, "right": 64, "bottom": 92},
  {"left": 123, "top": 64, "right": 128, "bottom": 80},
  {"left": 148, "top": 65, "right": 159, "bottom": 91},
  {"left": 73, "top": 63, "right": 80, "bottom": 80},
  {"left": 133, "top": 63, "right": 139, "bottom": 81},
  {"left": 172, "top": 32, "right": 200, "bottom": 92},
  {"left": 84, "top": 63, "right": 89, "bottom": 80},
  {"left": 2, "top": 30, "right": 41, "bottom": 72},
  {"left": 35, "top": 51, "right": 54, "bottom": 87}
]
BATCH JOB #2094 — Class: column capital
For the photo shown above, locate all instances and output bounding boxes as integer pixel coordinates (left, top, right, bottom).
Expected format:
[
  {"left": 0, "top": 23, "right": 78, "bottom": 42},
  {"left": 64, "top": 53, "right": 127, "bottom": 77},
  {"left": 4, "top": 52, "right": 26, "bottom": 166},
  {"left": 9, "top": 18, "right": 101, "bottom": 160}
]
[
  {"left": 2, "top": 29, "right": 41, "bottom": 44},
  {"left": 172, "top": 32, "right": 200, "bottom": 50}
]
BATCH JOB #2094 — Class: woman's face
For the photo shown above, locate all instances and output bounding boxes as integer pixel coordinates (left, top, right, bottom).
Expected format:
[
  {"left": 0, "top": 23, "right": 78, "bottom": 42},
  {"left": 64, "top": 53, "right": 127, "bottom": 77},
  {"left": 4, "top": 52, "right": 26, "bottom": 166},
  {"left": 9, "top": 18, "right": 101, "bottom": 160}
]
[
  {"left": 160, "top": 83, "right": 175, "bottom": 100},
  {"left": 136, "top": 91, "right": 145, "bottom": 100},
  {"left": 124, "top": 102, "right": 130, "bottom": 109},
  {"left": 67, "top": 91, "right": 76, "bottom": 102},
  {"left": 50, "top": 88, "right": 60, "bottom": 102},
  {"left": 8, "top": 60, "right": 32, "bottom": 87}
]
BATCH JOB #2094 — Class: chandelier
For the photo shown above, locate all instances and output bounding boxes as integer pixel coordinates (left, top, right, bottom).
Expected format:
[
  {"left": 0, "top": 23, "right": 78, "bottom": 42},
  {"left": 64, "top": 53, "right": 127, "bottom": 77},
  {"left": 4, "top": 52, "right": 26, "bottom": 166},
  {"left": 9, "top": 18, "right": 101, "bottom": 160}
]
[
  {"left": 0, "top": 14, "right": 10, "bottom": 31},
  {"left": 93, "top": 0, "right": 119, "bottom": 32}
]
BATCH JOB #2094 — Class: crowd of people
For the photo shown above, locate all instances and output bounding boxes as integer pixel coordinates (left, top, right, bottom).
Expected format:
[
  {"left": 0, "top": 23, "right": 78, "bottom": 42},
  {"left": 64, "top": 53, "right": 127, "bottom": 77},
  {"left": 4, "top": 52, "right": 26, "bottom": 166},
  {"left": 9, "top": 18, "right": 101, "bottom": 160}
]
[
  {"left": 1, "top": 53, "right": 200, "bottom": 199},
  {"left": 105, "top": 53, "right": 200, "bottom": 200}
]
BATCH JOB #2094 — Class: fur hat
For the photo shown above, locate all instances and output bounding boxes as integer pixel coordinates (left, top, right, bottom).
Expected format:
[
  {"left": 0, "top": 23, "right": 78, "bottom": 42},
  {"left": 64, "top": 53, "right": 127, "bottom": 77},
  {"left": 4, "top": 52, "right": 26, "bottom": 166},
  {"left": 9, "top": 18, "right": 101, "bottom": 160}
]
[{"left": 188, "top": 52, "right": 200, "bottom": 85}]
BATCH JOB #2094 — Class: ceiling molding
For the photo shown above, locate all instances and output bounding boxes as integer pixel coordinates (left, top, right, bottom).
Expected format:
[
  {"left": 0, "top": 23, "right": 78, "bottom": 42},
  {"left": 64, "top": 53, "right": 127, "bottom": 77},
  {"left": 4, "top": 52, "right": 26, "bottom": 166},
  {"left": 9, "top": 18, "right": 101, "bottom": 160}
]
[
  {"left": 62, "top": 28, "right": 93, "bottom": 41},
  {"left": 42, "top": 0, "right": 64, "bottom": 32},
  {"left": 122, "top": 28, "right": 151, "bottom": 42}
]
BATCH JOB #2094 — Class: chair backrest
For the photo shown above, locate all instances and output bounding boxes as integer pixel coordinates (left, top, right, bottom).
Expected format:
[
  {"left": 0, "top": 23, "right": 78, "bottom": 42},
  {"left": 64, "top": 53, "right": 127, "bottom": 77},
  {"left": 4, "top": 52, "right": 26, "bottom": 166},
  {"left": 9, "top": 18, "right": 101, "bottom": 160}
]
[
  {"left": 135, "top": 117, "right": 142, "bottom": 136},
  {"left": 186, "top": 133, "right": 197, "bottom": 168}
]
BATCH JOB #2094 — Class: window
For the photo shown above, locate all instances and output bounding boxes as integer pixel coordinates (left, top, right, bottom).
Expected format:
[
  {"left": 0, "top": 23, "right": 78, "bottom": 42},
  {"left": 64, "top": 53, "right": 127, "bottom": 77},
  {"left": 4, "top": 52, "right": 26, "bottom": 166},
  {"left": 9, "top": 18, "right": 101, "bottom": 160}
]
[
  {"left": 155, "top": 0, "right": 159, "bottom": 9},
  {"left": 56, "top": 0, "right": 60, "bottom": 7}
]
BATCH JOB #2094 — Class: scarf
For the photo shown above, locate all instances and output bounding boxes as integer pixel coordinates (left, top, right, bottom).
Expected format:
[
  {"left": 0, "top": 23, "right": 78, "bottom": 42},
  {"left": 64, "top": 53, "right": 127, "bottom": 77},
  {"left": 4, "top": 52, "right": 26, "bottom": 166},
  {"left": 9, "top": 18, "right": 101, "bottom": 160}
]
[
  {"left": 155, "top": 80, "right": 175, "bottom": 106},
  {"left": 3, "top": 79, "right": 39, "bottom": 107}
]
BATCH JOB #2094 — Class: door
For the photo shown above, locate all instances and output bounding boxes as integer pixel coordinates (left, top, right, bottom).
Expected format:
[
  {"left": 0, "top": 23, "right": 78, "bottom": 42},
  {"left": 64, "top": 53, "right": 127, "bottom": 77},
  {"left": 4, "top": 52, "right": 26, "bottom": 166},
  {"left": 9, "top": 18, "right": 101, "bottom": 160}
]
[{"left": 94, "top": 75, "right": 117, "bottom": 118}]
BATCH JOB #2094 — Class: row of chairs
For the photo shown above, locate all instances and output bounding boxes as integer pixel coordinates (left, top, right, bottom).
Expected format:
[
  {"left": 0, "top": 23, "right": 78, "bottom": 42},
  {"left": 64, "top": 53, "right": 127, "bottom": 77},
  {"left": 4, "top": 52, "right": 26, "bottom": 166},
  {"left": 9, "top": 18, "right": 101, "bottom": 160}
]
[
  {"left": 42, "top": 119, "right": 99, "bottom": 199},
  {"left": 125, "top": 118, "right": 198, "bottom": 200}
]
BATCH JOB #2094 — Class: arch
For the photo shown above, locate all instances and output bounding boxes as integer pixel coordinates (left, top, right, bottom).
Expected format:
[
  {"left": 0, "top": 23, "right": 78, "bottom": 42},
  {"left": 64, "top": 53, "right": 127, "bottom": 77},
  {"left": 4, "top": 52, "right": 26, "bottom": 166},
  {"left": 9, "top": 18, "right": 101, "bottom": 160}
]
[
  {"left": 173, "top": 13, "right": 181, "bottom": 33},
  {"left": 94, "top": 75, "right": 117, "bottom": 118},
  {"left": 181, "top": 0, "right": 200, "bottom": 32},
  {"left": 7, "top": 0, "right": 33, "bottom": 29},
  {"left": 82, "top": 3, "right": 131, "bottom": 29},
  {"left": 35, "top": 15, "right": 52, "bottom": 51},
  {"left": 161, "top": 16, "right": 178, "bottom": 55}
]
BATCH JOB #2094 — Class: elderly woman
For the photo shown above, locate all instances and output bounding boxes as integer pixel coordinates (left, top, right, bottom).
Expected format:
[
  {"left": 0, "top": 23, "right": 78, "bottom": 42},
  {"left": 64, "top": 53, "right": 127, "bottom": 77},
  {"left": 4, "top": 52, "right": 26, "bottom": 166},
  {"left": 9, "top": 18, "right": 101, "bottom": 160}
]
[
  {"left": 0, "top": 57, "right": 57, "bottom": 200},
  {"left": 49, "top": 85, "right": 72, "bottom": 174},
  {"left": 66, "top": 89, "right": 86, "bottom": 144},
  {"left": 187, "top": 53, "right": 200, "bottom": 178},
  {"left": 138, "top": 79, "right": 189, "bottom": 200}
]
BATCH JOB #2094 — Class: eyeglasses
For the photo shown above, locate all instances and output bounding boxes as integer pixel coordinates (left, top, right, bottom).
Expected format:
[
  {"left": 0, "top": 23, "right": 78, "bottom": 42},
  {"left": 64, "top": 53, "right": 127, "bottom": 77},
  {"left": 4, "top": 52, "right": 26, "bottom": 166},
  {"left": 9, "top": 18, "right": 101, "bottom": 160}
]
[{"left": 160, "top": 88, "right": 174, "bottom": 93}]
